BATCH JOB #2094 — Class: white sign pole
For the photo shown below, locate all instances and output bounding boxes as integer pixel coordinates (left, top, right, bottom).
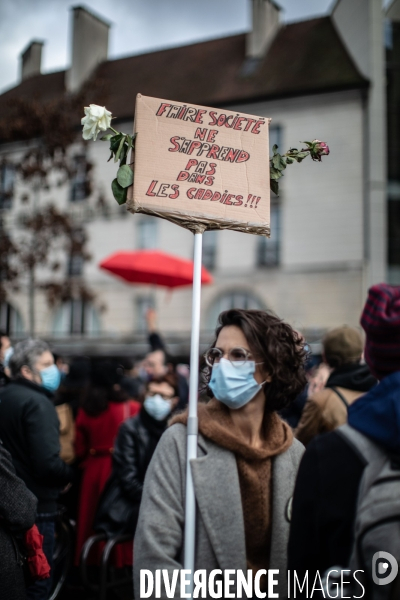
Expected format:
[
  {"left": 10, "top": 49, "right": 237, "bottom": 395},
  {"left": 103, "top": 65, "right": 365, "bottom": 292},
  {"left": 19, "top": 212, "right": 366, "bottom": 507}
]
[{"left": 183, "top": 231, "right": 203, "bottom": 596}]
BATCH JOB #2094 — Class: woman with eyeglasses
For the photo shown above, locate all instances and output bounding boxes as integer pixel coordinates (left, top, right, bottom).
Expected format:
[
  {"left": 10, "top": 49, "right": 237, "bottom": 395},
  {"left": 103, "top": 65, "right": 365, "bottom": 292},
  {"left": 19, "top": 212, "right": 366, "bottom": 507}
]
[{"left": 134, "top": 309, "right": 307, "bottom": 598}]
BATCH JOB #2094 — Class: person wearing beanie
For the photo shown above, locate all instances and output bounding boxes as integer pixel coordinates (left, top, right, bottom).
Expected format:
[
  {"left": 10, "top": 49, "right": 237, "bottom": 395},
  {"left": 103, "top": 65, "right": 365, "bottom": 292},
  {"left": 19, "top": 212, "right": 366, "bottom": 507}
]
[
  {"left": 295, "top": 326, "right": 376, "bottom": 445},
  {"left": 288, "top": 284, "right": 400, "bottom": 590}
]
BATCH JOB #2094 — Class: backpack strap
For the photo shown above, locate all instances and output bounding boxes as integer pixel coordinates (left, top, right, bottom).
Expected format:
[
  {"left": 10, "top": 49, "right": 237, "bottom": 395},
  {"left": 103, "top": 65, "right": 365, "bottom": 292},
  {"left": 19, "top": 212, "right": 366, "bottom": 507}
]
[
  {"left": 336, "top": 424, "right": 388, "bottom": 492},
  {"left": 336, "top": 424, "right": 384, "bottom": 464},
  {"left": 330, "top": 387, "right": 349, "bottom": 410}
]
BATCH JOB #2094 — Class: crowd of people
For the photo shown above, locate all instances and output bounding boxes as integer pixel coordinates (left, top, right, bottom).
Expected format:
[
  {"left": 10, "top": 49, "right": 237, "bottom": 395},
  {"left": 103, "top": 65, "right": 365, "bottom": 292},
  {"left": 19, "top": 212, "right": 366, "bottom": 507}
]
[{"left": 0, "top": 285, "right": 399, "bottom": 599}]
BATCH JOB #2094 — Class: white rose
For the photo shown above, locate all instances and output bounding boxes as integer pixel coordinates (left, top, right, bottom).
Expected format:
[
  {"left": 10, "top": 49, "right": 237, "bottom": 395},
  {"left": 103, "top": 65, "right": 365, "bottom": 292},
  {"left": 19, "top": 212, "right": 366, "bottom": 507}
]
[{"left": 81, "top": 104, "right": 112, "bottom": 141}]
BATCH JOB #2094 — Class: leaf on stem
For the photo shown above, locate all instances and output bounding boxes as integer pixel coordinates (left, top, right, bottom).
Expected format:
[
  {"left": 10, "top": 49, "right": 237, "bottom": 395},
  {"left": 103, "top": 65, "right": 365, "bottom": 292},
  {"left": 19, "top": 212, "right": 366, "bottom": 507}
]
[
  {"left": 111, "top": 178, "right": 128, "bottom": 205},
  {"left": 270, "top": 166, "right": 284, "bottom": 180},
  {"left": 270, "top": 179, "right": 279, "bottom": 195},
  {"left": 272, "top": 153, "right": 286, "bottom": 171},
  {"left": 115, "top": 135, "right": 126, "bottom": 163},
  {"left": 109, "top": 134, "right": 123, "bottom": 152},
  {"left": 117, "top": 165, "right": 133, "bottom": 188}
]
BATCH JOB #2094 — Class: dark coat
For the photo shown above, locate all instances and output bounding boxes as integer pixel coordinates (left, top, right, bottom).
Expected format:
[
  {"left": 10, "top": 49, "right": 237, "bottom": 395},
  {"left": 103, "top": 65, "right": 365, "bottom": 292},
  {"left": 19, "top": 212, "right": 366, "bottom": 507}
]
[
  {"left": 288, "top": 430, "right": 365, "bottom": 583},
  {"left": 94, "top": 407, "right": 167, "bottom": 537},
  {"left": 288, "top": 371, "right": 400, "bottom": 589},
  {"left": 0, "top": 378, "right": 75, "bottom": 512},
  {"left": 0, "top": 362, "right": 9, "bottom": 388},
  {"left": 0, "top": 440, "right": 37, "bottom": 600}
]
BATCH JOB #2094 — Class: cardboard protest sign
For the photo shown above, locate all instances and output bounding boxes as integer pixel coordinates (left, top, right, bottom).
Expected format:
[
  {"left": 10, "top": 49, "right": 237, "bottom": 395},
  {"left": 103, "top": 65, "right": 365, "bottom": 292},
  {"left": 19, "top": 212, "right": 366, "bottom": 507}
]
[{"left": 127, "top": 94, "right": 271, "bottom": 235}]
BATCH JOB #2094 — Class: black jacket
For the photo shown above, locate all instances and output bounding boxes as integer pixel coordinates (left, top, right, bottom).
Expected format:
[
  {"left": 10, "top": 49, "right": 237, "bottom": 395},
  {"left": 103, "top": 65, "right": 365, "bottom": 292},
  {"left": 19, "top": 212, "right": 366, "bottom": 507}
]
[
  {"left": 0, "top": 362, "right": 9, "bottom": 388},
  {"left": 0, "top": 379, "right": 75, "bottom": 512},
  {"left": 0, "top": 440, "right": 37, "bottom": 600},
  {"left": 325, "top": 362, "right": 377, "bottom": 392},
  {"left": 288, "top": 431, "right": 365, "bottom": 584},
  {"left": 94, "top": 407, "right": 167, "bottom": 536}
]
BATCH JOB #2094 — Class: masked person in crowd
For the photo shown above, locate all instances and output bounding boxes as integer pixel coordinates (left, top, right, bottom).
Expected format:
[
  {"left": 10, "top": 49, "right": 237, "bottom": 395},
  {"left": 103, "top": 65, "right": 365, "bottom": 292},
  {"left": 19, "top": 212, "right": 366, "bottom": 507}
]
[
  {"left": 0, "top": 331, "right": 12, "bottom": 387},
  {"left": 94, "top": 374, "right": 179, "bottom": 553},
  {"left": 0, "top": 338, "right": 74, "bottom": 600},
  {"left": 295, "top": 326, "right": 377, "bottom": 445},
  {"left": 143, "top": 308, "right": 189, "bottom": 410},
  {"left": 74, "top": 360, "right": 140, "bottom": 567},
  {"left": 134, "top": 309, "right": 307, "bottom": 598},
  {"left": 288, "top": 284, "right": 400, "bottom": 596}
]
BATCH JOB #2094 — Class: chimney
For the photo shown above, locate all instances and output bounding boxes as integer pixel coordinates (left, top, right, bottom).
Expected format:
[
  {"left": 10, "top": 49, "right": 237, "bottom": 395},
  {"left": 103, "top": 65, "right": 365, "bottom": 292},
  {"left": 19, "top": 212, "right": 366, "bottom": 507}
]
[
  {"left": 246, "top": 0, "right": 281, "bottom": 59},
  {"left": 20, "top": 41, "right": 44, "bottom": 81},
  {"left": 66, "top": 5, "right": 110, "bottom": 93}
]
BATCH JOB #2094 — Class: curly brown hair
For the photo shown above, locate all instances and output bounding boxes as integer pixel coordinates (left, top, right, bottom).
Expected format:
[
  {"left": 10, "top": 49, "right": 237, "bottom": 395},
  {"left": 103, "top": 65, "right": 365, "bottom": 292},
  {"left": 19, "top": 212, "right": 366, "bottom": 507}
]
[{"left": 204, "top": 309, "right": 308, "bottom": 412}]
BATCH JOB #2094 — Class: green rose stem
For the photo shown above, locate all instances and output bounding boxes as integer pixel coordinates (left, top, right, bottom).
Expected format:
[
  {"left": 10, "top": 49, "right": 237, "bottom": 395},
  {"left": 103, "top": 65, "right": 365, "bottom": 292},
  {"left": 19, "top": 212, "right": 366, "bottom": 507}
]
[
  {"left": 82, "top": 104, "right": 329, "bottom": 205},
  {"left": 81, "top": 104, "right": 136, "bottom": 205},
  {"left": 270, "top": 139, "right": 330, "bottom": 196}
]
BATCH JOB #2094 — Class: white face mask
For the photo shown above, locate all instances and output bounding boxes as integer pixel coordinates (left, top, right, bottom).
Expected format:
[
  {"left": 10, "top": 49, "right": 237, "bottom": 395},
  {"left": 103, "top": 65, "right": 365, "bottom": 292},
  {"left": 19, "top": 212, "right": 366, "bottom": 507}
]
[{"left": 143, "top": 394, "right": 172, "bottom": 421}]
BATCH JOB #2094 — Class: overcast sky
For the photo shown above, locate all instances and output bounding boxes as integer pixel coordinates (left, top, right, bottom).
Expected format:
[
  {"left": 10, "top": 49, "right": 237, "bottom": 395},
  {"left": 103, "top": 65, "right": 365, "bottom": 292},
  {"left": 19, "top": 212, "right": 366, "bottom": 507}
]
[{"left": 0, "top": 0, "right": 365, "bottom": 93}]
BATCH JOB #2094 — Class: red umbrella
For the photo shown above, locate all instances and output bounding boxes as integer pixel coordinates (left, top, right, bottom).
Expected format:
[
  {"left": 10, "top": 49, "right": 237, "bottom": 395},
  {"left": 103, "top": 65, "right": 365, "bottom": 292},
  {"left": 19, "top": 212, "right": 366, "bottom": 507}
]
[{"left": 99, "top": 250, "right": 213, "bottom": 288}]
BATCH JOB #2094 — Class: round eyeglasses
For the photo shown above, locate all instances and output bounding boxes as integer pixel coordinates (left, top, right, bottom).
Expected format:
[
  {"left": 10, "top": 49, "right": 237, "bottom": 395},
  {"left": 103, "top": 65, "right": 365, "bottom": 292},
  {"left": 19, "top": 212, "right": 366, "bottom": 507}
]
[{"left": 204, "top": 347, "right": 256, "bottom": 368}]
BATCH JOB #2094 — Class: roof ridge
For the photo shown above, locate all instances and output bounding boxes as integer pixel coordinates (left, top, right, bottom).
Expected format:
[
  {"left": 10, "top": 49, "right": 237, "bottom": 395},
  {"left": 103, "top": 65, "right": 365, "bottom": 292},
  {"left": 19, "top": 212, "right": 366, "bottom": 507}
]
[
  {"left": 0, "top": 16, "right": 369, "bottom": 128},
  {"left": 105, "top": 31, "right": 247, "bottom": 64}
]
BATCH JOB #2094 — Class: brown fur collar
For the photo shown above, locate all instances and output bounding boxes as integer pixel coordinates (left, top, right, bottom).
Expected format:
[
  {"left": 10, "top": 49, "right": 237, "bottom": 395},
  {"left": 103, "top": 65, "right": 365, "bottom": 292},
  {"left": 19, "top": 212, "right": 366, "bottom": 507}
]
[{"left": 170, "top": 398, "right": 293, "bottom": 461}]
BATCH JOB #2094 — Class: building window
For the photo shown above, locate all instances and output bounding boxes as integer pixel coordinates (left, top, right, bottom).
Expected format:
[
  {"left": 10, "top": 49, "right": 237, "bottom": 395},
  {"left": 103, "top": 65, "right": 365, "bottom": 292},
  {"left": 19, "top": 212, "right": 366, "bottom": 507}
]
[
  {"left": 256, "top": 203, "right": 281, "bottom": 267},
  {"left": 385, "top": 18, "right": 393, "bottom": 49},
  {"left": 70, "top": 155, "right": 90, "bottom": 202},
  {"left": 67, "top": 228, "right": 86, "bottom": 276},
  {"left": 0, "top": 162, "right": 15, "bottom": 209},
  {"left": 0, "top": 302, "right": 24, "bottom": 335},
  {"left": 207, "top": 291, "right": 264, "bottom": 330},
  {"left": 202, "top": 231, "right": 217, "bottom": 271},
  {"left": 387, "top": 22, "right": 400, "bottom": 282},
  {"left": 388, "top": 196, "right": 400, "bottom": 283},
  {"left": 68, "top": 255, "right": 84, "bottom": 276},
  {"left": 136, "top": 296, "right": 154, "bottom": 332},
  {"left": 137, "top": 217, "right": 158, "bottom": 249},
  {"left": 53, "top": 300, "right": 100, "bottom": 336}
]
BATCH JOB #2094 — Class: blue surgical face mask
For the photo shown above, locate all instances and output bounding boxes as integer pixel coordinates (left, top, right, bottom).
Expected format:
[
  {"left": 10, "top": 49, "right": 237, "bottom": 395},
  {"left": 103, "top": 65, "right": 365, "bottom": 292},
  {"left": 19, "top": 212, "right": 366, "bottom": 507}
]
[
  {"left": 209, "top": 358, "right": 265, "bottom": 409},
  {"left": 143, "top": 394, "right": 172, "bottom": 421},
  {"left": 3, "top": 347, "right": 13, "bottom": 368},
  {"left": 139, "top": 368, "right": 151, "bottom": 383},
  {"left": 40, "top": 364, "right": 61, "bottom": 393}
]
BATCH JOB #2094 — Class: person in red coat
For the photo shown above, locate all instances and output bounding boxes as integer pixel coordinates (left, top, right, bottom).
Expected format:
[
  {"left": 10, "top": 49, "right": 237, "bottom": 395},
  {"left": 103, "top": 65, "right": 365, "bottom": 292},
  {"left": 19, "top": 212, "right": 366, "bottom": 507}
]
[{"left": 74, "top": 361, "right": 140, "bottom": 566}]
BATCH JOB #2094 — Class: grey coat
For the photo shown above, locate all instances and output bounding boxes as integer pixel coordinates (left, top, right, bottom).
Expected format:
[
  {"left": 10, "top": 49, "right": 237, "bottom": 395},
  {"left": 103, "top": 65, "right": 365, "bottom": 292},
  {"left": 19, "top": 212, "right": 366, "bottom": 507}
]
[{"left": 134, "top": 423, "right": 304, "bottom": 598}]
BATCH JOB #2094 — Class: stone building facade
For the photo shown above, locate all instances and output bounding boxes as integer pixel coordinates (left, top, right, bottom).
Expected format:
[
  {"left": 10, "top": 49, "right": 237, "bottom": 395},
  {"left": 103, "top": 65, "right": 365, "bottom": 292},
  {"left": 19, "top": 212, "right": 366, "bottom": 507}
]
[{"left": 0, "top": 0, "right": 389, "bottom": 356}]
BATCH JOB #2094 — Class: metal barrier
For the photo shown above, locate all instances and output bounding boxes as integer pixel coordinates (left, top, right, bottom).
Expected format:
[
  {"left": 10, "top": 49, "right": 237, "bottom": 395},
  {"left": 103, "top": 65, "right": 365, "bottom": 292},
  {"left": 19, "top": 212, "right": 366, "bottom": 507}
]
[
  {"left": 80, "top": 533, "right": 133, "bottom": 600},
  {"left": 49, "top": 510, "right": 74, "bottom": 600}
]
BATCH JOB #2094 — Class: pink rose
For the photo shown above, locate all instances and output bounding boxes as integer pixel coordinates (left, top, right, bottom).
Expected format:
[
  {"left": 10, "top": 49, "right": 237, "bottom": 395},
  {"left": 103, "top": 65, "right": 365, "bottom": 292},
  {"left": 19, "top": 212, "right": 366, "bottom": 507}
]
[{"left": 310, "top": 140, "right": 330, "bottom": 161}]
